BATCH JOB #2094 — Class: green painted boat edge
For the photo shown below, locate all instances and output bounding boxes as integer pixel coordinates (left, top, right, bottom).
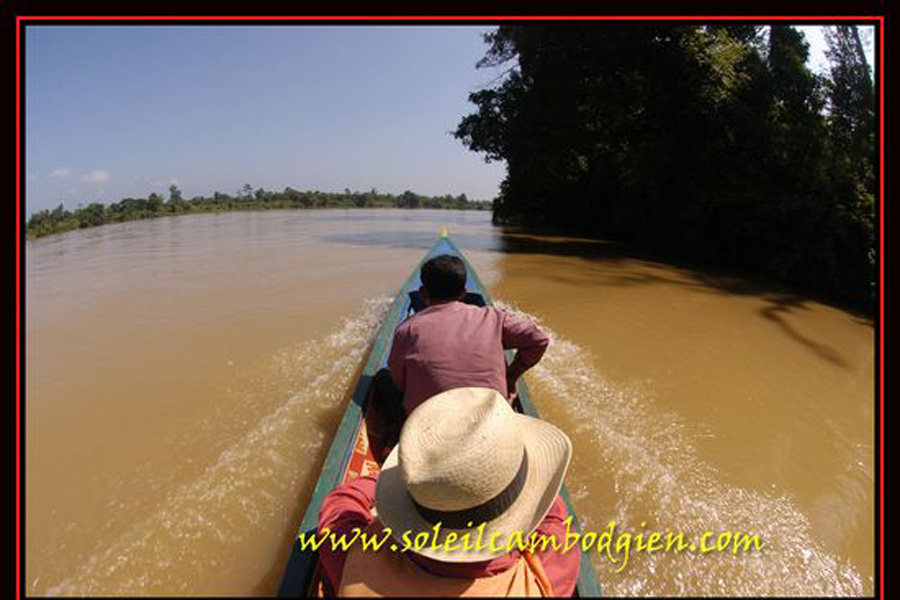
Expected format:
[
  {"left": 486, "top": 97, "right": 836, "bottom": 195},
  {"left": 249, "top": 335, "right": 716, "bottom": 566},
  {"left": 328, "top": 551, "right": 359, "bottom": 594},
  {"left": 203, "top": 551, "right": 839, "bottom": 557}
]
[
  {"left": 278, "top": 235, "right": 601, "bottom": 597},
  {"left": 278, "top": 242, "right": 437, "bottom": 597}
]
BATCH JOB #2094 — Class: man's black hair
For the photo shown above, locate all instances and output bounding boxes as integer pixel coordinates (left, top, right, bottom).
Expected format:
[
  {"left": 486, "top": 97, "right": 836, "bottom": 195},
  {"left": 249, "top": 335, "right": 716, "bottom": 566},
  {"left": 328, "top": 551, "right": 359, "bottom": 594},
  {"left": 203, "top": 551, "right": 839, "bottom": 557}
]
[{"left": 421, "top": 255, "right": 467, "bottom": 301}]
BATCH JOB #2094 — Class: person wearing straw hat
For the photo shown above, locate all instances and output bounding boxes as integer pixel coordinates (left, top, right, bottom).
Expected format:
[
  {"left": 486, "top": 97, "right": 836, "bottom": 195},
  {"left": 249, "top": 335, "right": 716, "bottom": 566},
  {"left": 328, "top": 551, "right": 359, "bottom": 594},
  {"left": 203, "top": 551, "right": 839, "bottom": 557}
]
[{"left": 317, "top": 387, "right": 581, "bottom": 597}]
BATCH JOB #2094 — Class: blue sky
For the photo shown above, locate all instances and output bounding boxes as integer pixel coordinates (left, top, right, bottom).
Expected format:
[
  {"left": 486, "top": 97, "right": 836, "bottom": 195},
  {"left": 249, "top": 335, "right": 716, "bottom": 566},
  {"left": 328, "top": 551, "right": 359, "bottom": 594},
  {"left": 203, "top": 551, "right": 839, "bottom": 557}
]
[
  {"left": 25, "top": 26, "right": 509, "bottom": 215},
  {"left": 24, "top": 25, "right": 875, "bottom": 216}
]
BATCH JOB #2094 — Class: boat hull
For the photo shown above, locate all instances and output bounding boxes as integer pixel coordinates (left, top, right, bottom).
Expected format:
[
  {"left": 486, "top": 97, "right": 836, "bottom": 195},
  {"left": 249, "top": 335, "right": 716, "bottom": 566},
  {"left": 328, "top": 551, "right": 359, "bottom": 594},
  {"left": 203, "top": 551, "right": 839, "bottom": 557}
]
[{"left": 278, "top": 236, "right": 601, "bottom": 597}]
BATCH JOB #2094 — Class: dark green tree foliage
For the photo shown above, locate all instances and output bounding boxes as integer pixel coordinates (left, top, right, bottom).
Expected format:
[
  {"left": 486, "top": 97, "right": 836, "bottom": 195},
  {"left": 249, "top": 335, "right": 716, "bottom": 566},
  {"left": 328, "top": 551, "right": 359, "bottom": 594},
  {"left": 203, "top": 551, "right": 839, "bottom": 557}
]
[
  {"left": 825, "top": 26, "right": 875, "bottom": 166},
  {"left": 455, "top": 25, "right": 876, "bottom": 310},
  {"left": 27, "top": 203, "right": 79, "bottom": 237},
  {"left": 397, "top": 191, "right": 420, "bottom": 208},
  {"left": 148, "top": 193, "right": 164, "bottom": 213},
  {"left": 168, "top": 184, "right": 185, "bottom": 211},
  {"left": 79, "top": 202, "right": 107, "bottom": 228},
  {"left": 823, "top": 25, "right": 877, "bottom": 304}
]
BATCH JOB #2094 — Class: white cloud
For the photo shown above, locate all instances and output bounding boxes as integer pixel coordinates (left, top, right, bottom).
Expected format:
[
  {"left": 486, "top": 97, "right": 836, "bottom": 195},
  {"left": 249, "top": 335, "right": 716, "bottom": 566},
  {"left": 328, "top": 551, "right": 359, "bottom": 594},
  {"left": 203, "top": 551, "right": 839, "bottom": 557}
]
[
  {"left": 80, "top": 170, "right": 111, "bottom": 183},
  {"left": 50, "top": 167, "right": 72, "bottom": 178}
]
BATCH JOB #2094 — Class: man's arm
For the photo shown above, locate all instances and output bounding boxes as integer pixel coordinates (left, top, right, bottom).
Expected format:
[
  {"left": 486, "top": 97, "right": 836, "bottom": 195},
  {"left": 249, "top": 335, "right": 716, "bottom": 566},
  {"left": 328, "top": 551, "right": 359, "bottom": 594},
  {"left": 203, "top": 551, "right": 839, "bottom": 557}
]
[
  {"left": 500, "top": 312, "right": 550, "bottom": 394},
  {"left": 317, "top": 475, "right": 378, "bottom": 594}
]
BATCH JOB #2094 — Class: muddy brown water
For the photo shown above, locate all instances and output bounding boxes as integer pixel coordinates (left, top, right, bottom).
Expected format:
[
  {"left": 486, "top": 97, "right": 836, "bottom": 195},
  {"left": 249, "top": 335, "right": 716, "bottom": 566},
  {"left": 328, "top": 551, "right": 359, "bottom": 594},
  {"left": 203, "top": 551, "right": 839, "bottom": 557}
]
[{"left": 25, "top": 209, "right": 874, "bottom": 595}]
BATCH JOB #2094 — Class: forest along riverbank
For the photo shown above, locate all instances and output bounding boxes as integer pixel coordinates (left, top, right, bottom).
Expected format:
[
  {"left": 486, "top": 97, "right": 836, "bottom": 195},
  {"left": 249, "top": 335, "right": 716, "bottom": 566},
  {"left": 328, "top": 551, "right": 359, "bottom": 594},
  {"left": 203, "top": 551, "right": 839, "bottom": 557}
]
[{"left": 25, "top": 210, "right": 873, "bottom": 595}]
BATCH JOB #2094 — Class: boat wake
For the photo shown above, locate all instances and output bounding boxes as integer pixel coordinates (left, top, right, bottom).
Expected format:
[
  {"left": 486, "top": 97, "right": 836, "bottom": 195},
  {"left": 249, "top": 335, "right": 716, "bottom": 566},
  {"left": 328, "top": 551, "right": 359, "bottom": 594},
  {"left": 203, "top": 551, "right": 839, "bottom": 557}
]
[
  {"left": 496, "top": 301, "right": 865, "bottom": 596},
  {"left": 39, "top": 295, "right": 866, "bottom": 596},
  {"left": 44, "top": 297, "right": 393, "bottom": 596}
]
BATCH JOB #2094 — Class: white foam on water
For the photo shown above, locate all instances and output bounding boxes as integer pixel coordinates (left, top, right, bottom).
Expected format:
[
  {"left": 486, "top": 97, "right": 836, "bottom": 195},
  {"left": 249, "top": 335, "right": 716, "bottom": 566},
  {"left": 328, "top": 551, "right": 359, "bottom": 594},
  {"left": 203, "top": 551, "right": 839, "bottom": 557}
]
[
  {"left": 44, "top": 297, "right": 392, "bottom": 596},
  {"left": 496, "top": 301, "right": 864, "bottom": 596}
]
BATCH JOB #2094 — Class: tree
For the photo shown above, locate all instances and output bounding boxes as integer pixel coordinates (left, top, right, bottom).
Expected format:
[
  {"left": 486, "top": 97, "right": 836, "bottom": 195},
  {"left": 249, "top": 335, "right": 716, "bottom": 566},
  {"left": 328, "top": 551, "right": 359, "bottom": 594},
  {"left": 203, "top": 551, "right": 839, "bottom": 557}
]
[
  {"left": 79, "top": 202, "right": 107, "bottom": 227},
  {"left": 168, "top": 184, "right": 184, "bottom": 211},
  {"left": 768, "top": 25, "right": 826, "bottom": 174},
  {"left": 51, "top": 203, "right": 70, "bottom": 221},
  {"left": 824, "top": 25, "right": 875, "bottom": 187},
  {"left": 148, "top": 193, "right": 163, "bottom": 213},
  {"left": 823, "top": 24, "right": 876, "bottom": 303},
  {"left": 455, "top": 24, "right": 875, "bottom": 311},
  {"left": 25, "top": 183, "right": 493, "bottom": 239},
  {"left": 398, "top": 190, "right": 420, "bottom": 208}
]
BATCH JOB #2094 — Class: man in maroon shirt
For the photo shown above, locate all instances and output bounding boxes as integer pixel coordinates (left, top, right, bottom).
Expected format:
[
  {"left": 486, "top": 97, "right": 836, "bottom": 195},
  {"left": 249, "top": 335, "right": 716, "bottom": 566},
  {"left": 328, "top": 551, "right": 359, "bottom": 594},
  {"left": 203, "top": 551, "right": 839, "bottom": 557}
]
[{"left": 378, "top": 254, "right": 550, "bottom": 421}]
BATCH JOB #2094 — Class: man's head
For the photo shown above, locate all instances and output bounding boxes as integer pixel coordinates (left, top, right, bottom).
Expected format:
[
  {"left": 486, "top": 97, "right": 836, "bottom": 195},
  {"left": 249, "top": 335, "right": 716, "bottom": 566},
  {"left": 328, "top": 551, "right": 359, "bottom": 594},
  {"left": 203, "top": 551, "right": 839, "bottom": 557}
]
[{"left": 420, "top": 255, "right": 466, "bottom": 304}]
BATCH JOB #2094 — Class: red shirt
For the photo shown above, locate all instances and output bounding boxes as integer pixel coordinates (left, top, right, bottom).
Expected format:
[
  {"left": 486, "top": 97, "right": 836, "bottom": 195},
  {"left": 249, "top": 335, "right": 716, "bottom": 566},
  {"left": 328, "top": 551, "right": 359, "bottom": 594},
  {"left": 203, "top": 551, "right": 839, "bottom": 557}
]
[
  {"left": 317, "top": 475, "right": 581, "bottom": 596},
  {"left": 387, "top": 301, "right": 550, "bottom": 413}
]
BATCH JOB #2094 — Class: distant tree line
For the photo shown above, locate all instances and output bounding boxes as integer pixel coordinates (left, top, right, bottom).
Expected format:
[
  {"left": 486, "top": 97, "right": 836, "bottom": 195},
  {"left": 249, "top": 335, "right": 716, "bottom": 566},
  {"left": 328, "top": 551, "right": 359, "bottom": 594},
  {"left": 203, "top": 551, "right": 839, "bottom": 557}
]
[
  {"left": 26, "top": 185, "right": 491, "bottom": 239},
  {"left": 456, "top": 25, "right": 876, "bottom": 311}
]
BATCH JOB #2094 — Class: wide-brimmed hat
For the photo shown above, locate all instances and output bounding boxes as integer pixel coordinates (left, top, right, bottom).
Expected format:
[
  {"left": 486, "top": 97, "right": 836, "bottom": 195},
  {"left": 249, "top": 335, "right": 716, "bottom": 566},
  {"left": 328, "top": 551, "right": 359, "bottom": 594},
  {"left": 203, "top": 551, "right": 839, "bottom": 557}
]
[{"left": 374, "top": 387, "right": 572, "bottom": 563}]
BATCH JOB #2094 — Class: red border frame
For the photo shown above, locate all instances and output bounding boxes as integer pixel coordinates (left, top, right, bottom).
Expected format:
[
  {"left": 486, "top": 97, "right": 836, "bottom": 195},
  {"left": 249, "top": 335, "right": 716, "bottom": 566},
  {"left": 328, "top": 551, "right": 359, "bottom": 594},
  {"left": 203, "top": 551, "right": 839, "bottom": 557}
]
[
  {"left": 14, "top": 15, "right": 883, "bottom": 21},
  {"left": 15, "top": 16, "right": 22, "bottom": 600},
  {"left": 878, "top": 16, "right": 884, "bottom": 600},
  {"left": 15, "top": 15, "right": 885, "bottom": 599}
]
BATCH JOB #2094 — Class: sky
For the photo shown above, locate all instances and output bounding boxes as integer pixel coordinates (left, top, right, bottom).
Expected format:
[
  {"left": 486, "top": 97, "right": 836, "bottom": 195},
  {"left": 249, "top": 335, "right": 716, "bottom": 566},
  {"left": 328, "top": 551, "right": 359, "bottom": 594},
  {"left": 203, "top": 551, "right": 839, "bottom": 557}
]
[
  {"left": 795, "top": 25, "right": 875, "bottom": 75},
  {"left": 24, "top": 25, "right": 876, "bottom": 216},
  {"left": 25, "top": 26, "right": 509, "bottom": 215}
]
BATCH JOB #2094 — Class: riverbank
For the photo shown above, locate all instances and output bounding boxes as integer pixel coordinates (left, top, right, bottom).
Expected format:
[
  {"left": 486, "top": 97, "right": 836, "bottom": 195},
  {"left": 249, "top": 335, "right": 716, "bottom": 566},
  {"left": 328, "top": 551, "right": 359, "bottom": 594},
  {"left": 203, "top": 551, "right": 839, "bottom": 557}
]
[
  {"left": 25, "top": 187, "right": 491, "bottom": 239},
  {"left": 497, "top": 222, "right": 877, "bottom": 318}
]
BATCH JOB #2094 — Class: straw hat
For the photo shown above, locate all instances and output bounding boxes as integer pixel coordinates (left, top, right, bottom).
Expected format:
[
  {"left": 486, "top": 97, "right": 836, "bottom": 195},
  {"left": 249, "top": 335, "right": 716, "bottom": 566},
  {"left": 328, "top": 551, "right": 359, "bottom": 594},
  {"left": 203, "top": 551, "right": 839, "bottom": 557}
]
[{"left": 375, "top": 387, "right": 572, "bottom": 563}]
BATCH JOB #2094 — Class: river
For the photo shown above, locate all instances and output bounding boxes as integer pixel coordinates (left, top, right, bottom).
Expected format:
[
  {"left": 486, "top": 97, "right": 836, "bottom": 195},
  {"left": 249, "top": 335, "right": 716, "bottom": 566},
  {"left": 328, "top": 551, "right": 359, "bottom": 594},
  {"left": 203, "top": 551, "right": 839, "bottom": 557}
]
[{"left": 24, "top": 209, "right": 874, "bottom": 595}]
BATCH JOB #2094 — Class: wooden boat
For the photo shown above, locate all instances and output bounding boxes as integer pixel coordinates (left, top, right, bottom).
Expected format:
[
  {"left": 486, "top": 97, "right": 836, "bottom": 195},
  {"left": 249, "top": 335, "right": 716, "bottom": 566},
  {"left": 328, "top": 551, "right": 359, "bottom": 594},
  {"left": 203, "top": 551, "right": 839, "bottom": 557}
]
[{"left": 278, "top": 231, "right": 602, "bottom": 597}]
